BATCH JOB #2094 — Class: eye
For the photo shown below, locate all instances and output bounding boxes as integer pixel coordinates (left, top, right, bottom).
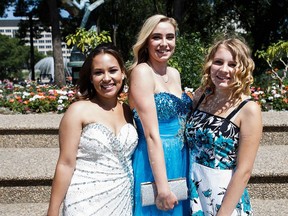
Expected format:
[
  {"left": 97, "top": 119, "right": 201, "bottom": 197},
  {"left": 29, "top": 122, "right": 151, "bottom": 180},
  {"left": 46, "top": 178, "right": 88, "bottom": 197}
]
[
  {"left": 166, "top": 34, "right": 175, "bottom": 40},
  {"left": 92, "top": 70, "right": 103, "bottom": 76},
  {"left": 213, "top": 60, "right": 223, "bottom": 65},
  {"left": 152, "top": 35, "right": 161, "bottom": 40},
  {"left": 228, "top": 62, "right": 237, "bottom": 68},
  {"left": 109, "top": 69, "right": 119, "bottom": 74}
]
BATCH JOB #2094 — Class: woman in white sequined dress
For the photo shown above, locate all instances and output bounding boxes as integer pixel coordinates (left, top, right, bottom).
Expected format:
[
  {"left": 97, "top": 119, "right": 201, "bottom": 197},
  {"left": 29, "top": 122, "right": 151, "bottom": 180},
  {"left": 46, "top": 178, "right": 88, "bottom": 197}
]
[{"left": 47, "top": 43, "right": 138, "bottom": 216}]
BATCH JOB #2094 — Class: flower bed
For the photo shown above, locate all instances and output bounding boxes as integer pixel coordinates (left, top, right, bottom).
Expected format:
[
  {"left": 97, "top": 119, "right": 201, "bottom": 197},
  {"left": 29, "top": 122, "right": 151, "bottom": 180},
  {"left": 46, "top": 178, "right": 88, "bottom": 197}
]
[
  {"left": 0, "top": 80, "right": 76, "bottom": 114},
  {"left": 251, "top": 84, "right": 288, "bottom": 111},
  {"left": 0, "top": 80, "right": 287, "bottom": 114}
]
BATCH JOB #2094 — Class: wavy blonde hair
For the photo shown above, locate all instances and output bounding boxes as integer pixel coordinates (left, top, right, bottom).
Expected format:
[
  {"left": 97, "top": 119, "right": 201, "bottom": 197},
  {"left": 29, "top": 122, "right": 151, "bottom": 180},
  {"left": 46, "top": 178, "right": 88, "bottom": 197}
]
[
  {"left": 127, "top": 14, "right": 178, "bottom": 78},
  {"left": 201, "top": 36, "right": 255, "bottom": 100}
]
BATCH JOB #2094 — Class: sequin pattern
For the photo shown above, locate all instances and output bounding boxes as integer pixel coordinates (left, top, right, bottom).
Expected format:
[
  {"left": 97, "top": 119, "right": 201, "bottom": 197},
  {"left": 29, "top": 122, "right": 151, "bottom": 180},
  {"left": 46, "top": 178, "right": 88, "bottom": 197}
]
[
  {"left": 132, "top": 92, "right": 192, "bottom": 215},
  {"left": 133, "top": 92, "right": 192, "bottom": 122},
  {"left": 62, "top": 123, "right": 138, "bottom": 216}
]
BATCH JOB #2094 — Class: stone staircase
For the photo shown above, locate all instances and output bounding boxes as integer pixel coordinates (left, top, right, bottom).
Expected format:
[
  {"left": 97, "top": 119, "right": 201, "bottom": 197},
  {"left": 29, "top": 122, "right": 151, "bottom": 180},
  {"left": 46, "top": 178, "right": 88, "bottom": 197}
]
[{"left": 0, "top": 112, "right": 287, "bottom": 216}]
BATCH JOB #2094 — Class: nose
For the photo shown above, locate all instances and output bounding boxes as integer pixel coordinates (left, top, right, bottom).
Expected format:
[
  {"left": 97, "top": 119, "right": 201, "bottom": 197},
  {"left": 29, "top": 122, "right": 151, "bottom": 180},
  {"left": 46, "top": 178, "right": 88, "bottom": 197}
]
[
  {"left": 160, "top": 38, "right": 167, "bottom": 46},
  {"left": 220, "top": 63, "right": 229, "bottom": 72},
  {"left": 102, "top": 72, "right": 111, "bottom": 81}
]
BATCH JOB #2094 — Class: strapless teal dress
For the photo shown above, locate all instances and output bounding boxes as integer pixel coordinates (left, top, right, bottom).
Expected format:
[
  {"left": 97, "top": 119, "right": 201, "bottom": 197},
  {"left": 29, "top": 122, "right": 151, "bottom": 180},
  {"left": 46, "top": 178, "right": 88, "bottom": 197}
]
[{"left": 132, "top": 92, "right": 192, "bottom": 216}]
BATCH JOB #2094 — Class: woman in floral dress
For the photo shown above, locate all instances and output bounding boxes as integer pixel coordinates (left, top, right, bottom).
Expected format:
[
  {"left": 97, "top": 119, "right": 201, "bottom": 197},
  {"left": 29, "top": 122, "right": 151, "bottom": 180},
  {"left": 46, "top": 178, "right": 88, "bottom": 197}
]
[{"left": 186, "top": 36, "right": 262, "bottom": 216}]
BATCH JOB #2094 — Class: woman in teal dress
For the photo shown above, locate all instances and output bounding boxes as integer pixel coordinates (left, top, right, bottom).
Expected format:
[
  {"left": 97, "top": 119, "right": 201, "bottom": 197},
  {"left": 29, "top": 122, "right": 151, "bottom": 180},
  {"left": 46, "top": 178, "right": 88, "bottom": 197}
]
[
  {"left": 185, "top": 36, "right": 262, "bottom": 215},
  {"left": 128, "top": 14, "right": 192, "bottom": 215}
]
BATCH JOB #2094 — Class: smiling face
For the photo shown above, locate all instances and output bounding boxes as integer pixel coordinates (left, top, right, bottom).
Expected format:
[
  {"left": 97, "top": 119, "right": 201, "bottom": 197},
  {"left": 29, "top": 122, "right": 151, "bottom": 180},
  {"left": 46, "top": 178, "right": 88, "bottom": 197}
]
[
  {"left": 210, "top": 45, "right": 237, "bottom": 90},
  {"left": 90, "top": 53, "right": 124, "bottom": 99},
  {"left": 147, "top": 21, "right": 176, "bottom": 63}
]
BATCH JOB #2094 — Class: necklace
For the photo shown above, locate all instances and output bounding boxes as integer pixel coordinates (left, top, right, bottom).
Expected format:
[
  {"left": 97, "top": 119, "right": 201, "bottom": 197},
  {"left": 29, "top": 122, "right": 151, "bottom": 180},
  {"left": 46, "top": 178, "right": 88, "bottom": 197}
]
[
  {"left": 202, "top": 93, "right": 240, "bottom": 115},
  {"left": 148, "top": 62, "right": 169, "bottom": 83},
  {"left": 94, "top": 98, "right": 118, "bottom": 112},
  {"left": 156, "top": 71, "right": 169, "bottom": 83}
]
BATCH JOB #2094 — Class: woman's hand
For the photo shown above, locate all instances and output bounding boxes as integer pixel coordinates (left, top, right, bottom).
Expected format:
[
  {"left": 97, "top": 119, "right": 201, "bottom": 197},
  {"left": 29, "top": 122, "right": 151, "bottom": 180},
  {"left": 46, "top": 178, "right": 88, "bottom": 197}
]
[{"left": 155, "top": 191, "right": 178, "bottom": 211}]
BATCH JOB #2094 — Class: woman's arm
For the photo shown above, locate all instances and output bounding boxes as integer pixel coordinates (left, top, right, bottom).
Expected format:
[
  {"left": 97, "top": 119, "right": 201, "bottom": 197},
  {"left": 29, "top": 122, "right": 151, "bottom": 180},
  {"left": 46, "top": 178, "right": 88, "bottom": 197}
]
[
  {"left": 129, "top": 64, "right": 177, "bottom": 210},
  {"left": 217, "top": 101, "right": 262, "bottom": 216},
  {"left": 47, "top": 103, "right": 83, "bottom": 216}
]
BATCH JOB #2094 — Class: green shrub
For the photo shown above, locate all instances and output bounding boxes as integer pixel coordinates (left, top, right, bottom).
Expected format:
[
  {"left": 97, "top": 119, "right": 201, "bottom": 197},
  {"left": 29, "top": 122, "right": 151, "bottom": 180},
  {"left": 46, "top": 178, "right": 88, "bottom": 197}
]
[
  {"left": 169, "top": 33, "right": 206, "bottom": 90},
  {"left": 66, "top": 28, "right": 112, "bottom": 56}
]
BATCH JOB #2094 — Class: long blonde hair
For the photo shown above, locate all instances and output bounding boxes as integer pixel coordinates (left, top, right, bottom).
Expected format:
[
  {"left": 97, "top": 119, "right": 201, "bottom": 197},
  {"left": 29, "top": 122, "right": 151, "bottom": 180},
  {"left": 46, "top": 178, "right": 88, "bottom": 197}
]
[
  {"left": 128, "top": 14, "right": 178, "bottom": 77},
  {"left": 201, "top": 36, "right": 255, "bottom": 100}
]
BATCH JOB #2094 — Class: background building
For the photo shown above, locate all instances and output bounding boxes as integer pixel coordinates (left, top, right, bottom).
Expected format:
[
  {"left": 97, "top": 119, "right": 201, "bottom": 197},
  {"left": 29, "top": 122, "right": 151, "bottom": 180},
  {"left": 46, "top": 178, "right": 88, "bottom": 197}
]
[{"left": 0, "top": 19, "right": 71, "bottom": 59}]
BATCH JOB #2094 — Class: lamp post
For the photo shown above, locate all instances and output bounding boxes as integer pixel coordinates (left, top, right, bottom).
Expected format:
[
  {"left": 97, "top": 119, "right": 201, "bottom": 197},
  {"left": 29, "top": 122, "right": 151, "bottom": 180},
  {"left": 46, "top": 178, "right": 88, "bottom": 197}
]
[{"left": 28, "top": 12, "right": 35, "bottom": 81}]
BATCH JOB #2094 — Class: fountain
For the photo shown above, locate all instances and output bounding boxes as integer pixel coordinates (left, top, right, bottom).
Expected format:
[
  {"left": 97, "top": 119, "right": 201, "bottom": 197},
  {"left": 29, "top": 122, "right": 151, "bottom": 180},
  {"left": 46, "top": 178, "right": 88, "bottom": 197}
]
[{"left": 34, "top": 57, "right": 71, "bottom": 83}]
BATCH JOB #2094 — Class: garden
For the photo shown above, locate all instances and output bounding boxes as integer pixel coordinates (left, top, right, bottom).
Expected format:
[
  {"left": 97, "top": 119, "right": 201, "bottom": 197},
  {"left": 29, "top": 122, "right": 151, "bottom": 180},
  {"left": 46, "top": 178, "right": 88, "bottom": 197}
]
[
  {"left": 0, "top": 78, "right": 287, "bottom": 114},
  {"left": 0, "top": 31, "right": 287, "bottom": 114}
]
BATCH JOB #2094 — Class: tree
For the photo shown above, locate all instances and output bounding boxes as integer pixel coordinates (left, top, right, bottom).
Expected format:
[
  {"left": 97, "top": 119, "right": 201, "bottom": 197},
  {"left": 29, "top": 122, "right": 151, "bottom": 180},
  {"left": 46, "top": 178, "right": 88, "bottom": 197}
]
[
  {"left": 45, "top": 0, "right": 66, "bottom": 87},
  {"left": 0, "top": 34, "right": 44, "bottom": 80},
  {"left": 256, "top": 40, "right": 288, "bottom": 89},
  {"left": 174, "top": 0, "right": 288, "bottom": 76},
  {"left": 11, "top": 0, "right": 67, "bottom": 86},
  {"left": 0, "top": 0, "right": 14, "bottom": 17},
  {"left": 0, "top": 34, "right": 28, "bottom": 80},
  {"left": 3, "top": 0, "right": 288, "bottom": 86}
]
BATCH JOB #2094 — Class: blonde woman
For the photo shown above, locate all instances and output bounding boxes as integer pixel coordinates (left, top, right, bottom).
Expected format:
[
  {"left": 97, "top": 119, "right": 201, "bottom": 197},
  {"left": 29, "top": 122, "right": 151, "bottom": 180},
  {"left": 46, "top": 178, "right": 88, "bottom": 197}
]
[
  {"left": 128, "top": 14, "right": 192, "bottom": 215},
  {"left": 185, "top": 36, "right": 262, "bottom": 215}
]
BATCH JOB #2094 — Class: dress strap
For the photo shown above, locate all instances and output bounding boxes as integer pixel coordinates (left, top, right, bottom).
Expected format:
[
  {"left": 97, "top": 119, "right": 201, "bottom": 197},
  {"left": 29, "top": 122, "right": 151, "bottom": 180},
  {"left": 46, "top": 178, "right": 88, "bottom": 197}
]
[
  {"left": 194, "top": 93, "right": 206, "bottom": 111},
  {"left": 226, "top": 99, "right": 251, "bottom": 120}
]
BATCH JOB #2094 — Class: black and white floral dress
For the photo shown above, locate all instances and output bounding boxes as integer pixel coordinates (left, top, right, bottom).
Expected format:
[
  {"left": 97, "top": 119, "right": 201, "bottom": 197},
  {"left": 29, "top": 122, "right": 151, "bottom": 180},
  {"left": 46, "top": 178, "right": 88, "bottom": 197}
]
[{"left": 185, "top": 95, "right": 253, "bottom": 216}]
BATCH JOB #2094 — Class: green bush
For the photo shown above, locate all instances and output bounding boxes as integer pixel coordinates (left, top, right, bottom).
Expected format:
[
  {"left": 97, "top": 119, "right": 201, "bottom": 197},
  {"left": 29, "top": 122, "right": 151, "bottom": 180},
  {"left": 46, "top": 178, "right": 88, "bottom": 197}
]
[
  {"left": 169, "top": 33, "right": 206, "bottom": 90},
  {"left": 66, "top": 28, "right": 112, "bottom": 56}
]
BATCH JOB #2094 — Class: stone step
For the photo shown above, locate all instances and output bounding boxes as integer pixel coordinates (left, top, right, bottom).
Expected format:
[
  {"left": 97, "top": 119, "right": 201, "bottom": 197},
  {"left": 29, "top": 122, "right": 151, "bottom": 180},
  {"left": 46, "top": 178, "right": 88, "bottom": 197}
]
[
  {"left": 0, "top": 199, "right": 288, "bottom": 216},
  {"left": 0, "top": 203, "right": 49, "bottom": 216},
  {"left": 0, "top": 112, "right": 287, "bottom": 148},
  {"left": 0, "top": 148, "right": 58, "bottom": 204},
  {"left": 0, "top": 129, "right": 59, "bottom": 148},
  {"left": 0, "top": 145, "right": 288, "bottom": 203},
  {"left": 251, "top": 199, "right": 288, "bottom": 216},
  {"left": 0, "top": 114, "right": 61, "bottom": 148},
  {"left": 1, "top": 125, "right": 286, "bottom": 148}
]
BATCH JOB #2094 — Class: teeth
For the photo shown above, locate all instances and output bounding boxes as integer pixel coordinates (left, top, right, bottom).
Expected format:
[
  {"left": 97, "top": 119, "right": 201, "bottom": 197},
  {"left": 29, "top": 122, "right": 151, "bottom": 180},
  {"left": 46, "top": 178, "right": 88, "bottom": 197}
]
[
  {"left": 102, "top": 84, "right": 114, "bottom": 89},
  {"left": 218, "top": 76, "right": 229, "bottom": 80}
]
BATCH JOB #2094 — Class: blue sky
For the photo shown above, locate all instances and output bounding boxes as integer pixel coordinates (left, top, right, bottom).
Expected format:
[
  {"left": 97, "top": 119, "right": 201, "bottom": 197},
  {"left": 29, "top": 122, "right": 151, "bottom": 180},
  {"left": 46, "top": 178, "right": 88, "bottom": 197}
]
[
  {"left": 0, "top": 6, "right": 69, "bottom": 20},
  {"left": 0, "top": 6, "right": 18, "bottom": 19}
]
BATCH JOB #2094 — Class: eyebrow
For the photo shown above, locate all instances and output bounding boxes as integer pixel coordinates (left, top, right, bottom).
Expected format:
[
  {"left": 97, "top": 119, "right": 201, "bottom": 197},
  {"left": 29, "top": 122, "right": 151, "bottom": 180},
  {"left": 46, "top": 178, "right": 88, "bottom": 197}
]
[{"left": 151, "top": 32, "right": 175, "bottom": 36}]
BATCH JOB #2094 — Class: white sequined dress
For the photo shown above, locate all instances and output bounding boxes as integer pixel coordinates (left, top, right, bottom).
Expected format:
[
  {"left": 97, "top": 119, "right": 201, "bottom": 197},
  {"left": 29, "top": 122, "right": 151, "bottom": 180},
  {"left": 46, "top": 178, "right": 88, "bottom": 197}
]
[{"left": 62, "top": 123, "right": 138, "bottom": 216}]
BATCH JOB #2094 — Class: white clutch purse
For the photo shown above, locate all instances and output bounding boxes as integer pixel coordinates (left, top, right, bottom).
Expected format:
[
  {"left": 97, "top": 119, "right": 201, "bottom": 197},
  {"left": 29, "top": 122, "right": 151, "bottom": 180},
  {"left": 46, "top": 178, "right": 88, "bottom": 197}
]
[{"left": 140, "top": 177, "right": 188, "bottom": 206}]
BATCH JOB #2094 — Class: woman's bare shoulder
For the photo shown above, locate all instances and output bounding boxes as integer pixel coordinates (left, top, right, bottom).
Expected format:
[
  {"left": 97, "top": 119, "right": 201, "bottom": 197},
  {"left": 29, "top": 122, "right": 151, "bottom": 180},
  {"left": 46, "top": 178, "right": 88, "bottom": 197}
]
[
  {"left": 242, "top": 100, "right": 262, "bottom": 116},
  {"left": 131, "top": 63, "right": 151, "bottom": 73}
]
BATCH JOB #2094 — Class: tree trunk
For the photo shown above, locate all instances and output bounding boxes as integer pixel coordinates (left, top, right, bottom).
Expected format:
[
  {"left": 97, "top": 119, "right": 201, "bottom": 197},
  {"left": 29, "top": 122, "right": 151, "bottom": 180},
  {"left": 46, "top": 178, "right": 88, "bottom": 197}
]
[
  {"left": 47, "top": 0, "right": 65, "bottom": 87},
  {"left": 173, "top": 0, "right": 186, "bottom": 24}
]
